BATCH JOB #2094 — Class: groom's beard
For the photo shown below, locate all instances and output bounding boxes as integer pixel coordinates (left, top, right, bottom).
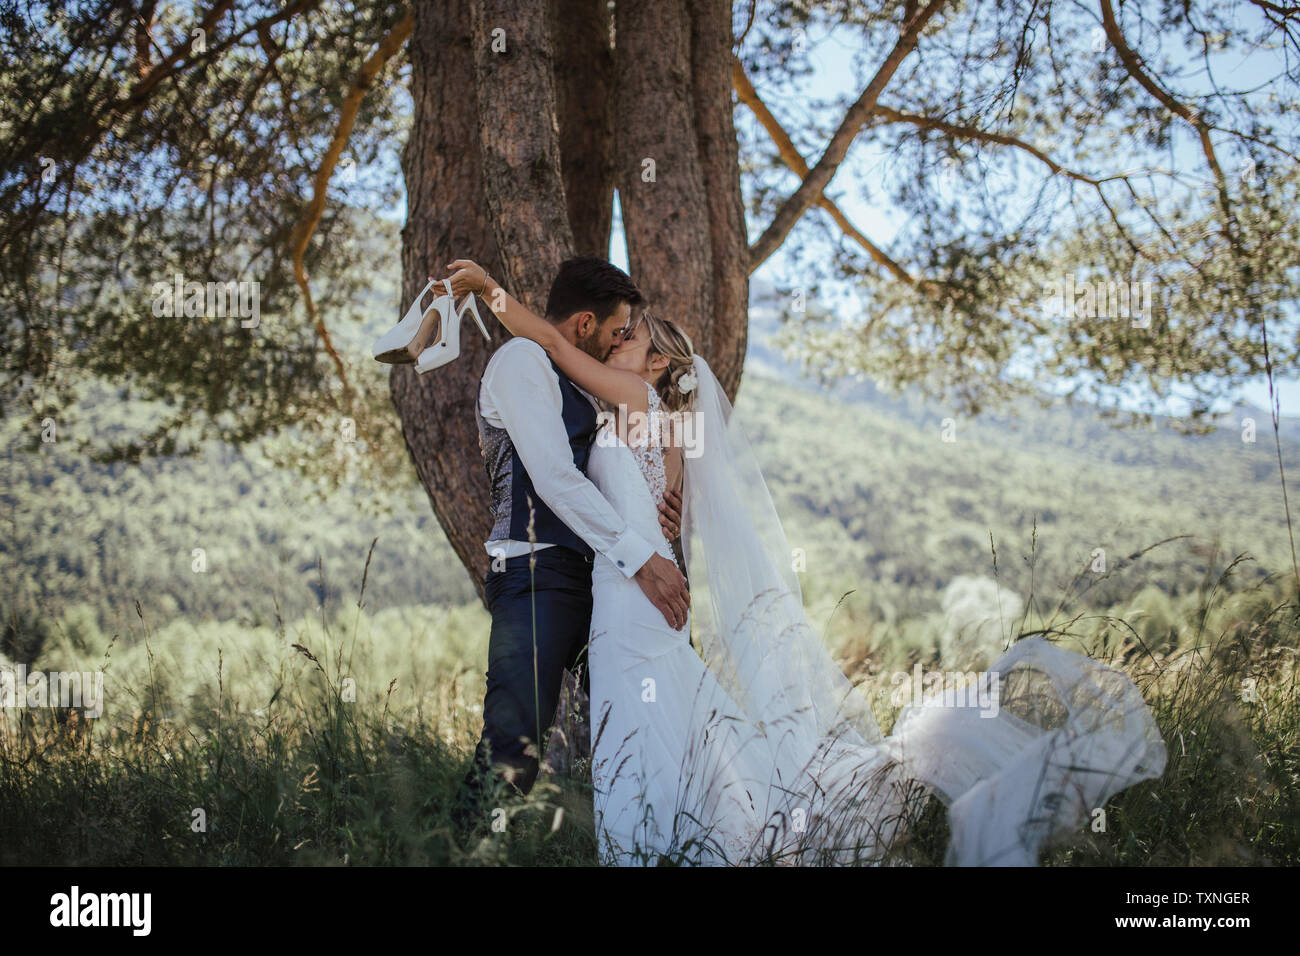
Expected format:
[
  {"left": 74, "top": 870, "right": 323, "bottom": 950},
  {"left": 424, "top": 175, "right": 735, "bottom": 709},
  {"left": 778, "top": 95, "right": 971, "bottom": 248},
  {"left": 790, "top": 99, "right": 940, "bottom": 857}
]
[{"left": 576, "top": 328, "right": 610, "bottom": 361}]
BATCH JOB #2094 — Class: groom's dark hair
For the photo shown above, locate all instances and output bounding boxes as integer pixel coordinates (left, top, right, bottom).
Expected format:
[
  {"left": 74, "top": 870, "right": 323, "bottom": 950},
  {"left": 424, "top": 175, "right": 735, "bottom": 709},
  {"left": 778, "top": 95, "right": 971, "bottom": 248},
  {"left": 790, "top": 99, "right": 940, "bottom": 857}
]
[{"left": 545, "top": 256, "right": 644, "bottom": 324}]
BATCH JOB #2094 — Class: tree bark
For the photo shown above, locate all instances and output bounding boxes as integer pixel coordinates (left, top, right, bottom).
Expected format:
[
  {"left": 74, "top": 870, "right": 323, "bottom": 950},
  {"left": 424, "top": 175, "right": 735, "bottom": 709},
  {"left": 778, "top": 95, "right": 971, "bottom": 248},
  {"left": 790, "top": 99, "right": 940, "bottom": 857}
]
[
  {"left": 471, "top": 0, "right": 576, "bottom": 307},
  {"left": 549, "top": 0, "right": 617, "bottom": 257},
  {"left": 613, "top": 0, "right": 713, "bottom": 348},
  {"left": 687, "top": 0, "right": 749, "bottom": 399},
  {"left": 393, "top": 0, "right": 507, "bottom": 605},
  {"left": 613, "top": 0, "right": 747, "bottom": 401}
]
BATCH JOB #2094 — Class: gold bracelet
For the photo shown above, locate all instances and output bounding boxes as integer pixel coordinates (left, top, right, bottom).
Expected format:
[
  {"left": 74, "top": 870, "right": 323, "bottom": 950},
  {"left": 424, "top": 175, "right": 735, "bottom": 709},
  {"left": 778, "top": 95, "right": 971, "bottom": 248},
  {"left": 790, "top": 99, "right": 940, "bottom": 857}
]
[{"left": 480, "top": 273, "right": 489, "bottom": 295}]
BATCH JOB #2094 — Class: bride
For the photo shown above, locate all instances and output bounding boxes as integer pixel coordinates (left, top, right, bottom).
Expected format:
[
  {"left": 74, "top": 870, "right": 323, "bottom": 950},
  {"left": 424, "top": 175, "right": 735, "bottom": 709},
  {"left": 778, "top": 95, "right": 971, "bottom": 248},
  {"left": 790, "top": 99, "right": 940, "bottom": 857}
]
[{"left": 442, "top": 258, "right": 1167, "bottom": 866}]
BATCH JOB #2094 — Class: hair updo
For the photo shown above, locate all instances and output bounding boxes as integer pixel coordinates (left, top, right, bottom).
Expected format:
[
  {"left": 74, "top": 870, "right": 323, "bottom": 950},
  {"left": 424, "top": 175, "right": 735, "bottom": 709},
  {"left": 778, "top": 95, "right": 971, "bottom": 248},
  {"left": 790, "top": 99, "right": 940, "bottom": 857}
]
[{"left": 634, "top": 310, "right": 697, "bottom": 413}]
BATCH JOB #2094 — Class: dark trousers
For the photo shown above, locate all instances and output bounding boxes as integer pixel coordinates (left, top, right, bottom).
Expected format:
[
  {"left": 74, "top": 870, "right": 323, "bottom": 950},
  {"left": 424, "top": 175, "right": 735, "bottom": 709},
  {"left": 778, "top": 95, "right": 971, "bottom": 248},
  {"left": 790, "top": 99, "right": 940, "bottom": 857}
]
[{"left": 455, "top": 545, "right": 594, "bottom": 818}]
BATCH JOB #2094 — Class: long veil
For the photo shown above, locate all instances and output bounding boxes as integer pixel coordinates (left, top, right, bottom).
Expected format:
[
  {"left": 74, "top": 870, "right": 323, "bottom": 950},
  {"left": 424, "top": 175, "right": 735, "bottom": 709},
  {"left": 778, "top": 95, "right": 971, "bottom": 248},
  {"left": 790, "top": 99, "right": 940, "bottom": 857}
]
[
  {"left": 679, "top": 354, "right": 884, "bottom": 756},
  {"left": 678, "top": 355, "right": 1167, "bottom": 864}
]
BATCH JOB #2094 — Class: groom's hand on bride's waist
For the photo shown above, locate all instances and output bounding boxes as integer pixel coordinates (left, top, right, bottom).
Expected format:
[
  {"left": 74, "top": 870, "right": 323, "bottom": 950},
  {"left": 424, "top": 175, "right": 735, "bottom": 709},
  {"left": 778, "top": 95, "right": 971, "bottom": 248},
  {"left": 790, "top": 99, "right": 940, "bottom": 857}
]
[
  {"left": 658, "top": 489, "right": 682, "bottom": 542},
  {"left": 634, "top": 553, "right": 689, "bottom": 630}
]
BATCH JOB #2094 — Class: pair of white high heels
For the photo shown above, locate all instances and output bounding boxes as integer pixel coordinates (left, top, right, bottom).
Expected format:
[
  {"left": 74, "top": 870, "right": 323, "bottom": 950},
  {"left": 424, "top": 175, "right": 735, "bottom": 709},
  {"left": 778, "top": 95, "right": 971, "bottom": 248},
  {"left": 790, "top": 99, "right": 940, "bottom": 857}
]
[{"left": 372, "top": 277, "right": 490, "bottom": 373}]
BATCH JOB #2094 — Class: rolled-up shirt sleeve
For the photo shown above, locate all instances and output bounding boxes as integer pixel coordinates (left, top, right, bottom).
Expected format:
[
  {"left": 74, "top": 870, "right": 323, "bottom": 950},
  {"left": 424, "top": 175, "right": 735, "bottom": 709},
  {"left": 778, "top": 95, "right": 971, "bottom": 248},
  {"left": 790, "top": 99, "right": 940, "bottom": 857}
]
[{"left": 483, "top": 343, "right": 655, "bottom": 578}]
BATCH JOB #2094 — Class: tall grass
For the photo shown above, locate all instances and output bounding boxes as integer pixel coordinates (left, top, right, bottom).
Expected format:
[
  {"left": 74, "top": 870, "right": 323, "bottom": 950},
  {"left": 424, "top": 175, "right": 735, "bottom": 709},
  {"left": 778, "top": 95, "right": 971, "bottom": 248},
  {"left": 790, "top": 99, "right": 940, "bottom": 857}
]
[
  {"left": 0, "top": 550, "right": 595, "bottom": 865},
  {"left": 0, "top": 540, "right": 1296, "bottom": 865}
]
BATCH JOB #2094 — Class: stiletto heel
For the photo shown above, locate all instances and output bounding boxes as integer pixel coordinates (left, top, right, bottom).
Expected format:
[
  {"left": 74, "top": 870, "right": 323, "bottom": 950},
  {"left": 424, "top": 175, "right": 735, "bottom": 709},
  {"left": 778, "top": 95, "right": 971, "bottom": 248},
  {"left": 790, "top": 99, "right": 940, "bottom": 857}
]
[
  {"left": 460, "top": 289, "right": 491, "bottom": 343},
  {"left": 414, "top": 286, "right": 491, "bottom": 373},
  {"left": 373, "top": 278, "right": 455, "bottom": 364}
]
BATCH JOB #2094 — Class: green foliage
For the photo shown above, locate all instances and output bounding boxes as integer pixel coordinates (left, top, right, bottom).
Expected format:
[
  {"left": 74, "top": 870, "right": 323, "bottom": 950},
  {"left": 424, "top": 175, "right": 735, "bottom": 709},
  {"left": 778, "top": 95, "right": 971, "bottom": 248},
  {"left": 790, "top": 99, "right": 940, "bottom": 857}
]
[
  {"left": 5, "top": 363, "right": 1293, "bottom": 654},
  {"left": 1041, "top": 566, "right": 1300, "bottom": 866},
  {"left": 1, "top": 0, "right": 412, "bottom": 468},
  {"left": 0, "top": 393, "right": 477, "bottom": 638},
  {"left": 2, "top": 0, "right": 1297, "bottom": 865},
  {"left": 0, "top": 586, "right": 596, "bottom": 865},
  {"left": 743, "top": 1, "right": 1300, "bottom": 423},
  {"left": 4, "top": 0, "right": 1298, "bottom": 476}
]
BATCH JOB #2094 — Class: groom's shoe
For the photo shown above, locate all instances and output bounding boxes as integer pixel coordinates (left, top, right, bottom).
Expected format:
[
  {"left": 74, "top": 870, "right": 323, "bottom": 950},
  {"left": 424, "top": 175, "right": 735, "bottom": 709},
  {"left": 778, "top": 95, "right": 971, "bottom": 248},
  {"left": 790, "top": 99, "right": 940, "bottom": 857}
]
[
  {"left": 450, "top": 751, "right": 520, "bottom": 837},
  {"left": 450, "top": 768, "right": 533, "bottom": 839},
  {"left": 449, "top": 797, "right": 486, "bottom": 836},
  {"left": 450, "top": 762, "right": 490, "bottom": 836}
]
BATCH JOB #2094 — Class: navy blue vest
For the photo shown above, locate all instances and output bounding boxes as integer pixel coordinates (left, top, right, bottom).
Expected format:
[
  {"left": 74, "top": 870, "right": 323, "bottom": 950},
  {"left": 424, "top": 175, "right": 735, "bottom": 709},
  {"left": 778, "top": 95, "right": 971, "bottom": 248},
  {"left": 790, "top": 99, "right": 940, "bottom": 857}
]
[{"left": 477, "top": 355, "right": 597, "bottom": 557}]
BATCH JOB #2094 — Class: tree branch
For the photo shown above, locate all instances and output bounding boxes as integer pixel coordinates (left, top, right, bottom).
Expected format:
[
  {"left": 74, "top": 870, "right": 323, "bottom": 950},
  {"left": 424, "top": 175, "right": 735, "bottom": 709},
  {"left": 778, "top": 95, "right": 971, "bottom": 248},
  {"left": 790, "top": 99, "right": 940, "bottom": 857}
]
[
  {"left": 1098, "top": 0, "right": 1228, "bottom": 193},
  {"left": 733, "top": 57, "right": 932, "bottom": 292},
  {"left": 288, "top": 7, "right": 415, "bottom": 401},
  {"left": 746, "top": 0, "right": 947, "bottom": 270},
  {"left": 122, "top": 0, "right": 238, "bottom": 109},
  {"left": 870, "top": 104, "right": 1124, "bottom": 187},
  {"left": 134, "top": 0, "right": 157, "bottom": 78}
]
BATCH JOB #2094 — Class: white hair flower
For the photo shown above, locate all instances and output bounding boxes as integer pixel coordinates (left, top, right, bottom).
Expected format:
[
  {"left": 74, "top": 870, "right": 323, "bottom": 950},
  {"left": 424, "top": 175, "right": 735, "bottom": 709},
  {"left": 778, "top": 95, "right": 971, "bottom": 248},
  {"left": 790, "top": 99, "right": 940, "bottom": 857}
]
[{"left": 676, "top": 369, "right": 698, "bottom": 394}]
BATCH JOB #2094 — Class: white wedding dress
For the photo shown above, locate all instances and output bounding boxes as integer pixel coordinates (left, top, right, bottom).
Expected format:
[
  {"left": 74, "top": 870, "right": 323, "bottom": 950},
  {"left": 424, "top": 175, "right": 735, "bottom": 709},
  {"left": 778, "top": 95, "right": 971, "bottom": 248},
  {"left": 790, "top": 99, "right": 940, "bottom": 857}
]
[{"left": 585, "top": 359, "right": 1166, "bottom": 866}]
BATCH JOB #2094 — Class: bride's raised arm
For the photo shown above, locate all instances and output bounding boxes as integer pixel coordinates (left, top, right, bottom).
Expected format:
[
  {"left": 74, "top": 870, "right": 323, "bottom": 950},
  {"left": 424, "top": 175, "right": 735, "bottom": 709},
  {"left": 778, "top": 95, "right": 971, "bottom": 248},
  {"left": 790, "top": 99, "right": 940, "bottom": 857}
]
[{"left": 440, "top": 258, "right": 650, "bottom": 413}]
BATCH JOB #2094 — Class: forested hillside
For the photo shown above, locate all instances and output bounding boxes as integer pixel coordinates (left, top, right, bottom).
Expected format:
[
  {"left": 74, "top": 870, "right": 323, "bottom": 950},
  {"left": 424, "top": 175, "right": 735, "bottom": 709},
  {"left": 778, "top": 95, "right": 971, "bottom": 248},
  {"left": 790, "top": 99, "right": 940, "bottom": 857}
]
[{"left": 3, "top": 355, "right": 1293, "bottom": 656}]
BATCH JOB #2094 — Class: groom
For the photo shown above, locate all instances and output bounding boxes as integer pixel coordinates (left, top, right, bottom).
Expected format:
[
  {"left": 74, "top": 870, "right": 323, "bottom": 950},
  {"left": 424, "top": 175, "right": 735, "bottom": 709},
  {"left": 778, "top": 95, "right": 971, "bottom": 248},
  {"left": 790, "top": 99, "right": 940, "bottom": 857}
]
[{"left": 452, "top": 256, "right": 689, "bottom": 826}]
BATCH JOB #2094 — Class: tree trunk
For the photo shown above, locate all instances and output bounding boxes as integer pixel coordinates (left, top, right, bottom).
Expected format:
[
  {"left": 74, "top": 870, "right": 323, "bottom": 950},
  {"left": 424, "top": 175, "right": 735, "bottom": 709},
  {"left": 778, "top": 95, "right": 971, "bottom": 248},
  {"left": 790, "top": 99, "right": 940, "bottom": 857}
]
[
  {"left": 686, "top": 0, "right": 749, "bottom": 398},
  {"left": 613, "top": 0, "right": 748, "bottom": 401},
  {"left": 549, "top": 0, "right": 617, "bottom": 257},
  {"left": 393, "top": 0, "right": 508, "bottom": 605}
]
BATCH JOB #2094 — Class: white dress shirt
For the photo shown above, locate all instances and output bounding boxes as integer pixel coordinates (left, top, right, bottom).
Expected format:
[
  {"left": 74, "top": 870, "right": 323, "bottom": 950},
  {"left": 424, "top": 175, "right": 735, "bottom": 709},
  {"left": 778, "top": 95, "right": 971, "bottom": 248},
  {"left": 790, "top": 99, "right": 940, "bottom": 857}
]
[{"left": 479, "top": 338, "right": 655, "bottom": 578}]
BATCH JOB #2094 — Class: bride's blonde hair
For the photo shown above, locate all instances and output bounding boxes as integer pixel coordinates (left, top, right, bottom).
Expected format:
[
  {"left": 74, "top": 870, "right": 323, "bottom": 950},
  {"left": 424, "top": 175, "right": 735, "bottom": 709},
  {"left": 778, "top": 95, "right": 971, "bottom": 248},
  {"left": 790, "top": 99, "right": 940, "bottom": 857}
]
[{"left": 631, "top": 310, "right": 696, "bottom": 412}]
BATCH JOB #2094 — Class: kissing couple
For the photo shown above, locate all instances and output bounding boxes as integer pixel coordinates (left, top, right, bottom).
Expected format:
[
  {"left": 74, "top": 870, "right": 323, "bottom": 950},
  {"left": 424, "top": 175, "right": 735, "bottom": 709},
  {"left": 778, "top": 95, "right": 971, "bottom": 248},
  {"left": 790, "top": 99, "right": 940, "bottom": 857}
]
[{"left": 378, "top": 256, "right": 1166, "bottom": 865}]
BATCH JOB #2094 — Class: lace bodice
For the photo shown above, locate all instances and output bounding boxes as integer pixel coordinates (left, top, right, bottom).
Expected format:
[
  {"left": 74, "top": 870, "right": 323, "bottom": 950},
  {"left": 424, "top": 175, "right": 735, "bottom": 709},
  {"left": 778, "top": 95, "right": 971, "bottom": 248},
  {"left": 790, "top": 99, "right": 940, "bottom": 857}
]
[
  {"left": 629, "top": 382, "right": 669, "bottom": 504},
  {"left": 587, "top": 381, "right": 680, "bottom": 570}
]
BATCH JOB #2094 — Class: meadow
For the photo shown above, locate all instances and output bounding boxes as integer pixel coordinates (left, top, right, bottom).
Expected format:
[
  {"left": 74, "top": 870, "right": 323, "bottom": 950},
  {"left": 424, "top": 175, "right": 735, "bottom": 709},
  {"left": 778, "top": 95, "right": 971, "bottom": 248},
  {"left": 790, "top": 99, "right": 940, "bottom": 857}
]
[{"left": 1, "top": 371, "right": 1297, "bottom": 865}]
